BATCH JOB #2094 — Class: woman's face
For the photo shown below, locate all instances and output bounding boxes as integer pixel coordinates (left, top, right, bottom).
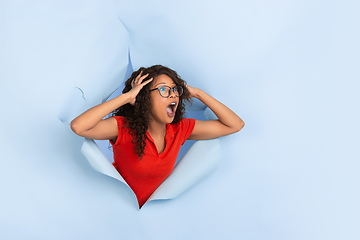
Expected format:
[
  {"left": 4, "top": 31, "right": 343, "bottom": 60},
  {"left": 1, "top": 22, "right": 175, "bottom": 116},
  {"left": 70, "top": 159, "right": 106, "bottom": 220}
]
[{"left": 149, "top": 74, "right": 179, "bottom": 124}]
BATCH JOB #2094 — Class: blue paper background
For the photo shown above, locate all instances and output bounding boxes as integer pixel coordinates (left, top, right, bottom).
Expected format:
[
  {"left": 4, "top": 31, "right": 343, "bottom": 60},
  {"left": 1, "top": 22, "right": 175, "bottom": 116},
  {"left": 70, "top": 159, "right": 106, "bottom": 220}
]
[{"left": 1, "top": 0, "right": 359, "bottom": 239}]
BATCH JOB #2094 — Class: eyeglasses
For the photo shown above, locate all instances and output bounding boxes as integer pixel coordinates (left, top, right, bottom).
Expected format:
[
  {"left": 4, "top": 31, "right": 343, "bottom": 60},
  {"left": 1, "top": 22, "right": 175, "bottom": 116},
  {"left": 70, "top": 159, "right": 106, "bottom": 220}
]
[{"left": 149, "top": 85, "right": 183, "bottom": 98}]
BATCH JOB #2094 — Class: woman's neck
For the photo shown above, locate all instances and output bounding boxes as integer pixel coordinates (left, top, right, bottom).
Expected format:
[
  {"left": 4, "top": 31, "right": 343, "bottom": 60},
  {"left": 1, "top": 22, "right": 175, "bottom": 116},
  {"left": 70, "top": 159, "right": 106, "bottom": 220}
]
[{"left": 147, "top": 119, "right": 166, "bottom": 139}]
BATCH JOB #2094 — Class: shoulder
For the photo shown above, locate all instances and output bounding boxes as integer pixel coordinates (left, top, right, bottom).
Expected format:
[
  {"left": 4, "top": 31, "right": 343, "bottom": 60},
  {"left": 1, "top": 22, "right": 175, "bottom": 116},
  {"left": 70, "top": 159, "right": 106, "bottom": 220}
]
[
  {"left": 169, "top": 118, "right": 196, "bottom": 145},
  {"left": 111, "top": 116, "right": 127, "bottom": 127},
  {"left": 110, "top": 116, "right": 130, "bottom": 134},
  {"left": 179, "top": 118, "right": 196, "bottom": 128},
  {"left": 112, "top": 115, "right": 125, "bottom": 121},
  {"left": 108, "top": 116, "right": 130, "bottom": 145},
  {"left": 169, "top": 118, "right": 196, "bottom": 135}
]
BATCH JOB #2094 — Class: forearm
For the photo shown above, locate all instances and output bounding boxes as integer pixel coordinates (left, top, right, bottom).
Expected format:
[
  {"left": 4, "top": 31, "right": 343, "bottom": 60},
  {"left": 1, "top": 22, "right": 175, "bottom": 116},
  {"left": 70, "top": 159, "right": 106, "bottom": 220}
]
[
  {"left": 70, "top": 93, "right": 130, "bottom": 133},
  {"left": 195, "top": 90, "right": 244, "bottom": 130}
]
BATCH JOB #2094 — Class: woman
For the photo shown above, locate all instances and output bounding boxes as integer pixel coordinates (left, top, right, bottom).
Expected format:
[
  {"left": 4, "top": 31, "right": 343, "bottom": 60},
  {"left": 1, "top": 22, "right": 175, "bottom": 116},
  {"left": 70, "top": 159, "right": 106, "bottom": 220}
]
[{"left": 71, "top": 65, "right": 244, "bottom": 208}]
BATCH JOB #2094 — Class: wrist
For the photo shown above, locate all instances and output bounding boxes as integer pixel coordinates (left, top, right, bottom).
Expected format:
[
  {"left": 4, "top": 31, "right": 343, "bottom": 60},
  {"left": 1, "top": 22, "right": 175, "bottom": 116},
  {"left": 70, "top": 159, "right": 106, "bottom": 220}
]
[
  {"left": 119, "top": 92, "right": 132, "bottom": 104},
  {"left": 194, "top": 89, "right": 204, "bottom": 99}
]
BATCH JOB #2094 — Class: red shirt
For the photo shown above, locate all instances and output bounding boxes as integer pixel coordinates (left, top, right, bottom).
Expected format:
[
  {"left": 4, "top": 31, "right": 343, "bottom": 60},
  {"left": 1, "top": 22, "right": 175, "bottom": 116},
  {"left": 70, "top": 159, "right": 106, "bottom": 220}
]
[{"left": 110, "top": 116, "right": 196, "bottom": 208}]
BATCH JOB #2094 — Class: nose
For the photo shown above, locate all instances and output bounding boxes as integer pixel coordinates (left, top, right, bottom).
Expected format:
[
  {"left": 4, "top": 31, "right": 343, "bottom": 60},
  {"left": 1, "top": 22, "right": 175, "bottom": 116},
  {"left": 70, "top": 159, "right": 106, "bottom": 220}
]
[{"left": 169, "top": 88, "right": 177, "bottom": 98}]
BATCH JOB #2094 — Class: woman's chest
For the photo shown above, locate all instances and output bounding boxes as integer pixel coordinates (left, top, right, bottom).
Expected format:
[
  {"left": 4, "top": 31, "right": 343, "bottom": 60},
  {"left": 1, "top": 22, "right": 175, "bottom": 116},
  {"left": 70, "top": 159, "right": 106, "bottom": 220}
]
[
  {"left": 151, "top": 136, "right": 166, "bottom": 154},
  {"left": 113, "top": 135, "right": 183, "bottom": 179}
]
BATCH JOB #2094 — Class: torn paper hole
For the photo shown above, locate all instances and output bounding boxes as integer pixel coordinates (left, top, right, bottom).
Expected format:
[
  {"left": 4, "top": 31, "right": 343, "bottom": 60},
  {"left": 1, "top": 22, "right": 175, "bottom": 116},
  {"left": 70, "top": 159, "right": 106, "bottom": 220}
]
[
  {"left": 81, "top": 107, "right": 220, "bottom": 206},
  {"left": 59, "top": 53, "right": 221, "bottom": 207},
  {"left": 59, "top": 84, "right": 221, "bottom": 207},
  {"left": 60, "top": 84, "right": 221, "bottom": 207}
]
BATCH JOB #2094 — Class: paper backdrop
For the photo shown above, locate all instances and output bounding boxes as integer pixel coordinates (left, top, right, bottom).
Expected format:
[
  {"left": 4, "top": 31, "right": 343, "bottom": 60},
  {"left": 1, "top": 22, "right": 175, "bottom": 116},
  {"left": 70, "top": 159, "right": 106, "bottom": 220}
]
[{"left": 1, "top": 0, "right": 359, "bottom": 239}]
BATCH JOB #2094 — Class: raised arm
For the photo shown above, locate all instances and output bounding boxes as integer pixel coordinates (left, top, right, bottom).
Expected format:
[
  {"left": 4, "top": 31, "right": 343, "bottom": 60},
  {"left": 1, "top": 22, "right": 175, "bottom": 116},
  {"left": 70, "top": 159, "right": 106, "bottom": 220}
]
[
  {"left": 70, "top": 72, "right": 153, "bottom": 140},
  {"left": 187, "top": 85, "right": 245, "bottom": 140}
]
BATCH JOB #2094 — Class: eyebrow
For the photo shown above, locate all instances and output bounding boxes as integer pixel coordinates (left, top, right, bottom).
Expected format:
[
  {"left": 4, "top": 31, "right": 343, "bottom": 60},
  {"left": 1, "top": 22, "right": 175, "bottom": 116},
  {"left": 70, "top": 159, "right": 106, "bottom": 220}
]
[{"left": 154, "top": 82, "right": 176, "bottom": 87}]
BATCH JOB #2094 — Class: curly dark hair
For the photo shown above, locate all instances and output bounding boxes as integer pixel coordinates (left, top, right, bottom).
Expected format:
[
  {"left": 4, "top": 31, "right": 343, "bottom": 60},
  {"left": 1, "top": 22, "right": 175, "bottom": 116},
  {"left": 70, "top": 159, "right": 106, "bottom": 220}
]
[{"left": 112, "top": 65, "right": 192, "bottom": 159}]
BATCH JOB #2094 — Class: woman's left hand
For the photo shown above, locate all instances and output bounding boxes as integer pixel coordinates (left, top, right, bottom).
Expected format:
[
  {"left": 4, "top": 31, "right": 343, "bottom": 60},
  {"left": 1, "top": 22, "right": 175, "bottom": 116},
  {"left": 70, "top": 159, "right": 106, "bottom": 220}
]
[{"left": 185, "top": 84, "right": 201, "bottom": 98}]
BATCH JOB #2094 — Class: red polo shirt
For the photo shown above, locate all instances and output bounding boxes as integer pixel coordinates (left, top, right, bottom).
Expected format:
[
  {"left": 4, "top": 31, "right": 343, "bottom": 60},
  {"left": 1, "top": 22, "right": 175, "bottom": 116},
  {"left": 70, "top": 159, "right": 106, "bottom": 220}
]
[{"left": 110, "top": 116, "right": 196, "bottom": 208}]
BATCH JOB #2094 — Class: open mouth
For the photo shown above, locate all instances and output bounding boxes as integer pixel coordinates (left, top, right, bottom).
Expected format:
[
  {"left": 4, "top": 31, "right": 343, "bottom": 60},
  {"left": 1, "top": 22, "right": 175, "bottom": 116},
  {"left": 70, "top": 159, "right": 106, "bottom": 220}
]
[{"left": 166, "top": 102, "right": 177, "bottom": 117}]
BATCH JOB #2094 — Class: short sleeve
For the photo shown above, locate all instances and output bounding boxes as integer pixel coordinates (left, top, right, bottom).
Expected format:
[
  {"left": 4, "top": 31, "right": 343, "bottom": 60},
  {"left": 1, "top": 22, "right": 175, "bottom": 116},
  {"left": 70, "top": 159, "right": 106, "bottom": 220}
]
[
  {"left": 109, "top": 116, "right": 126, "bottom": 146},
  {"left": 180, "top": 118, "right": 196, "bottom": 145}
]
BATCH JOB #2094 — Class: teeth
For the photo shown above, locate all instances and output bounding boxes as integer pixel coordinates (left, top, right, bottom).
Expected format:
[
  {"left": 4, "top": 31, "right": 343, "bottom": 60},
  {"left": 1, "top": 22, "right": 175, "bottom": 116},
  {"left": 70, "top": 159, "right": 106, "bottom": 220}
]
[{"left": 170, "top": 102, "right": 176, "bottom": 106}]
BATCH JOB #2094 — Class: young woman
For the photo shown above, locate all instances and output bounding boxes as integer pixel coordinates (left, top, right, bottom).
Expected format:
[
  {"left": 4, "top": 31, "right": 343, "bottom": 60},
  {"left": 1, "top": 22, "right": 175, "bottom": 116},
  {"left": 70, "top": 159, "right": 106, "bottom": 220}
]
[{"left": 71, "top": 65, "right": 244, "bottom": 208}]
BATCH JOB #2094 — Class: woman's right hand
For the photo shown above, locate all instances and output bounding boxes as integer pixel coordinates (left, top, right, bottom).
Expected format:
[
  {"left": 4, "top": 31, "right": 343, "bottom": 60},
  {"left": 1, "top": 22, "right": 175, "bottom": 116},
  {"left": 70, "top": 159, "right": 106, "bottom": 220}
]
[
  {"left": 71, "top": 71, "right": 153, "bottom": 140},
  {"left": 126, "top": 71, "right": 153, "bottom": 105}
]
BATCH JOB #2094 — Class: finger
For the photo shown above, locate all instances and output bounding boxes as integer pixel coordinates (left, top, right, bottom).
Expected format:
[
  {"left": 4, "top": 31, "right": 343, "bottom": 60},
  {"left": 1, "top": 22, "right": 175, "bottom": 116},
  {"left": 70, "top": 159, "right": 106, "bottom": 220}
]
[
  {"left": 135, "top": 71, "right": 143, "bottom": 81},
  {"left": 133, "top": 74, "right": 146, "bottom": 85},
  {"left": 132, "top": 78, "right": 138, "bottom": 85},
  {"left": 138, "top": 73, "right": 149, "bottom": 83},
  {"left": 141, "top": 78, "right": 153, "bottom": 86}
]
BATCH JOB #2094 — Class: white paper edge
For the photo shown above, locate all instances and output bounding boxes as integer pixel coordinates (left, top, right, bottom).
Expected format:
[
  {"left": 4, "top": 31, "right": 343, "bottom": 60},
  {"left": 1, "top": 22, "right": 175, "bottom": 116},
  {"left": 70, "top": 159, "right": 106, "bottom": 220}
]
[
  {"left": 81, "top": 138, "right": 128, "bottom": 185},
  {"left": 146, "top": 138, "right": 220, "bottom": 202}
]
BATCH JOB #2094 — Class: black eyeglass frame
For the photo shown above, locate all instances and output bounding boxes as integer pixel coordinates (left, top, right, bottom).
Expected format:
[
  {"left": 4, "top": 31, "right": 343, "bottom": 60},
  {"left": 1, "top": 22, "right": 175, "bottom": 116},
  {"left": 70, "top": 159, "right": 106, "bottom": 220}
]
[{"left": 149, "top": 85, "right": 184, "bottom": 98}]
